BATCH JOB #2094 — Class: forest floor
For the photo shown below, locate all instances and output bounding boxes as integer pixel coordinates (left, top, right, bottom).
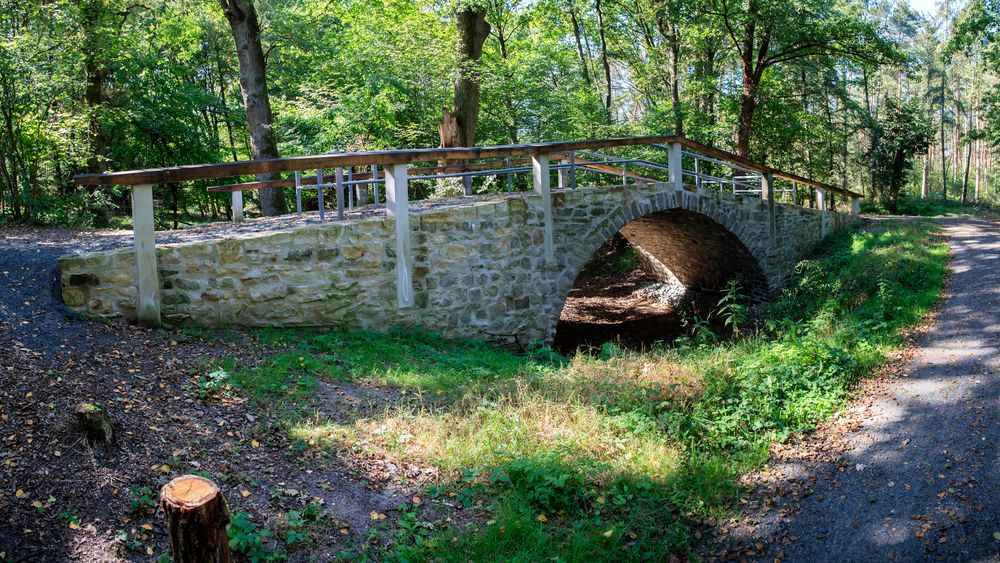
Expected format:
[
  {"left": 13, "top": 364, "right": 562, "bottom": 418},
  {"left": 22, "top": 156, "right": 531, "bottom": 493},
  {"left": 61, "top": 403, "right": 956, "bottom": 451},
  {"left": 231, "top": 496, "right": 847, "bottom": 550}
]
[
  {"left": 711, "top": 217, "right": 1000, "bottom": 562},
  {"left": 0, "top": 217, "right": 990, "bottom": 561},
  {"left": 0, "top": 226, "right": 446, "bottom": 561}
]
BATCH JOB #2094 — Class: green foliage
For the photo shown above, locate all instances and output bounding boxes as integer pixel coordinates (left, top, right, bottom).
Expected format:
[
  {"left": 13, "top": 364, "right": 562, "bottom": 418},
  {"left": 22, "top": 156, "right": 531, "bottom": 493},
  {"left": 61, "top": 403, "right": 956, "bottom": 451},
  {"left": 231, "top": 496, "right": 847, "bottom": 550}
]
[
  {"left": 128, "top": 486, "right": 157, "bottom": 516},
  {"left": 281, "top": 503, "right": 324, "bottom": 547},
  {"left": 220, "top": 219, "right": 947, "bottom": 560},
  {"left": 197, "top": 367, "right": 234, "bottom": 399},
  {"left": 867, "top": 98, "right": 934, "bottom": 211},
  {"left": 7, "top": 0, "right": 988, "bottom": 225},
  {"left": 228, "top": 511, "right": 283, "bottom": 562},
  {"left": 58, "top": 507, "right": 79, "bottom": 526},
  {"left": 717, "top": 280, "right": 747, "bottom": 337}
]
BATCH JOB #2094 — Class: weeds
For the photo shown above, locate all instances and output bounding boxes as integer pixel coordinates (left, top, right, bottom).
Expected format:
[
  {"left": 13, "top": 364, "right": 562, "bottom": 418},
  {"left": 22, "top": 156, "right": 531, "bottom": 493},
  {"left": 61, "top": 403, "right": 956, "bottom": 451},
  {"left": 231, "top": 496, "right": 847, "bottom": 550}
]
[{"left": 218, "top": 219, "right": 948, "bottom": 560}]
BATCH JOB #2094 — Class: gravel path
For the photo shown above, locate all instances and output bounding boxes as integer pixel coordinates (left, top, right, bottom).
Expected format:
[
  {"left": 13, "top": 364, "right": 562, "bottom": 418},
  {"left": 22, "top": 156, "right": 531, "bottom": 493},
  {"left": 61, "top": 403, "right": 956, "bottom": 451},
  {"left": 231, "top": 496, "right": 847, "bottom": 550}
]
[{"left": 718, "top": 217, "right": 1000, "bottom": 562}]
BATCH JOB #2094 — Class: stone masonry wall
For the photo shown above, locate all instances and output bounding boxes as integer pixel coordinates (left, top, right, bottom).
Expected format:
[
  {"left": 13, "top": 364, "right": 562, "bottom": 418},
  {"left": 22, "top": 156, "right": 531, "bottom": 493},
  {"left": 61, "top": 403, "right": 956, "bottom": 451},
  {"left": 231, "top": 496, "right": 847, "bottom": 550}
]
[{"left": 59, "top": 182, "right": 858, "bottom": 343}]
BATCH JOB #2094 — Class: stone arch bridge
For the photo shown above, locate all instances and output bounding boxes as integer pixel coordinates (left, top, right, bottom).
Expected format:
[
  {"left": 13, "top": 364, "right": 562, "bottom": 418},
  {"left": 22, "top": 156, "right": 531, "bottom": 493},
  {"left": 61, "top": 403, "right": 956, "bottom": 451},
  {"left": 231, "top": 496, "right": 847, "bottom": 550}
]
[{"left": 61, "top": 136, "right": 860, "bottom": 344}]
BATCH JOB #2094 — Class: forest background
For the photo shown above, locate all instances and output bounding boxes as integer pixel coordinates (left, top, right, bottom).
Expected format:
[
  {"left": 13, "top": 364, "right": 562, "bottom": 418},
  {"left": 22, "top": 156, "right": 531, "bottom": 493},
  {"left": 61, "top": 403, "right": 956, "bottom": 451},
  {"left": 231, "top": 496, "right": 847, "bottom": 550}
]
[{"left": 2, "top": 0, "right": 998, "bottom": 226}]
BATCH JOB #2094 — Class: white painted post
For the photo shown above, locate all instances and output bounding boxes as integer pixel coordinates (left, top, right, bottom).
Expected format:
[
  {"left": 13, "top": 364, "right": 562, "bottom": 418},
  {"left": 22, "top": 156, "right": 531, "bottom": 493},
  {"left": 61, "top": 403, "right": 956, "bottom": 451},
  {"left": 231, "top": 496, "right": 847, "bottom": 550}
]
[
  {"left": 668, "top": 142, "right": 684, "bottom": 191},
  {"left": 335, "top": 167, "right": 345, "bottom": 221},
  {"left": 385, "top": 164, "right": 413, "bottom": 308},
  {"left": 231, "top": 190, "right": 244, "bottom": 223},
  {"left": 131, "top": 184, "right": 161, "bottom": 328},
  {"left": 817, "top": 188, "right": 828, "bottom": 237},
  {"left": 532, "top": 154, "right": 555, "bottom": 263},
  {"left": 851, "top": 195, "right": 860, "bottom": 220},
  {"left": 557, "top": 158, "right": 570, "bottom": 189},
  {"left": 762, "top": 172, "right": 776, "bottom": 242}
]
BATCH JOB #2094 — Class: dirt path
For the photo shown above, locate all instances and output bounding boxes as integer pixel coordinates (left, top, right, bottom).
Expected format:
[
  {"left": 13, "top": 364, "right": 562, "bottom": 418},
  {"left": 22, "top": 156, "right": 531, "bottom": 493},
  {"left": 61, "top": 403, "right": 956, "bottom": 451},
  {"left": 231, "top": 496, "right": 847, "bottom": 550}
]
[
  {"left": 715, "top": 217, "right": 1000, "bottom": 562},
  {"left": 0, "top": 227, "right": 421, "bottom": 561}
]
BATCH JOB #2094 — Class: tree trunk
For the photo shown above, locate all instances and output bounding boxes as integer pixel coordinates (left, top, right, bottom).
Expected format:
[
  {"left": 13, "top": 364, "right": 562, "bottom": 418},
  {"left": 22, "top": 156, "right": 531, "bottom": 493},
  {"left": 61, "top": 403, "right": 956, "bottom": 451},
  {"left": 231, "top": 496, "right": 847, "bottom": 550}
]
[
  {"left": 567, "top": 1, "right": 591, "bottom": 85},
  {"left": 219, "top": 0, "right": 286, "bottom": 216},
  {"left": 161, "top": 475, "right": 231, "bottom": 563},
  {"left": 736, "top": 78, "right": 758, "bottom": 158},
  {"left": 80, "top": 0, "right": 111, "bottom": 225},
  {"left": 595, "top": 0, "right": 613, "bottom": 116},
  {"left": 962, "top": 137, "right": 972, "bottom": 204},
  {"left": 940, "top": 71, "right": 948, "bottom": 201},
  {"left": 438, "top": 8, "right": 490, "bottom": 197},
  {"left": 735, "top": 12, "right": 769, "bottom": 158},
  {"left": 657, "top": 15, "right": 683, "bottom": 135},
  {"left": 921, "top": 148, "right": 929, "bottom": 198},
  {"left": 887, "top": 149, "right": 907, "bottom": 212}
]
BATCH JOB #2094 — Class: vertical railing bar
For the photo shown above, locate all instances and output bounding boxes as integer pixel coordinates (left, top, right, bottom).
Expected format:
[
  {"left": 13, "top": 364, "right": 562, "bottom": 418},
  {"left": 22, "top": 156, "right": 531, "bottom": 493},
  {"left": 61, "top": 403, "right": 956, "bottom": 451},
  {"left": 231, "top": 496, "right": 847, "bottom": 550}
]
[
  {"left": 295, "top": 170, "right": 303, "bottom": 216},
  {"left": 335, "top": 166, "right": 345, "bottom": 221},
  {"left": 506, "top": 157, "right": 513, "bottom": 193},
  {"left": 316, "top": 168, "right": 326, "bottom": 222},
  {"left": 373, "top": 164, "right": 380, "bottom": 207},
  {"left": 695, "top": 157, "right": 701, "bottom": 190},
  {"left": 348, "top": 168, "right": 354, "bottom": 210},
  {"left": 570, "top": 151, "right": 577, "bottom": 190},
  {"left": 347, "top": 166, "right": 354, "bottom": 207}
]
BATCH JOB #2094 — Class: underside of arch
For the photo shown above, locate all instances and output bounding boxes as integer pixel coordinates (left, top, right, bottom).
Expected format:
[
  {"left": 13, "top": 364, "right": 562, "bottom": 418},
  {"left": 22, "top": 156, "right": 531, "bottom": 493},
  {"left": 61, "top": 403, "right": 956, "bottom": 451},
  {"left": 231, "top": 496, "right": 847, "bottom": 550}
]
[
  {"left": 552, "top": 207, "right": 770, "bottom": 352},
  {"left": 617, "top": 208, "right": 768, "bottom": 296}
]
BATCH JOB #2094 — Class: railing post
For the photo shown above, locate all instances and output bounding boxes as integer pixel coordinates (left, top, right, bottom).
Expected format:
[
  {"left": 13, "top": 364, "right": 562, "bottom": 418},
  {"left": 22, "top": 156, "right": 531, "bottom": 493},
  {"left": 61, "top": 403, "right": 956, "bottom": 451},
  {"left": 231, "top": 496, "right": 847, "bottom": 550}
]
[
  {"left": 131, "top": 184, "right": 161, "bottom": 328},
  {"left": 531, "top": 154, "right": 555, "bottom": 263},
  {"left": 851, "top": 195, "right": 860, "bottom": 219},
  {"left": 668, "top": 142, "right": 683, "bottom": 191},
  {"left": 505, "top": 157, "right": 513, "bottom": 193},
  {"left": 231, "top": 190, "right": 244, "bottom": 223},
  {"left": 335, "top": 167, "right": 345, "bottom": 221},
  {"left": 569, "top": 151, "right": 577, "bottom": 189},
  {"left": 316, "top": 168, "right": 326, "bottom": 222},
  {"left": 763, "top": 172, "right": 776, "bottom": 243},
  {"left": 385, "top": 164, "right": 414, "bottom": 308},
  {"left": 817, "top": 187, "right": 828, "bottom": 236},
  {"left": 372, "top": 164, "right": 380, "bottom": 207},
  {"left": 294, "top": 171, "right": 303, "bottom": 215},
  {"left": 557, "top": 158, "right": 570, "bottom": 189}
]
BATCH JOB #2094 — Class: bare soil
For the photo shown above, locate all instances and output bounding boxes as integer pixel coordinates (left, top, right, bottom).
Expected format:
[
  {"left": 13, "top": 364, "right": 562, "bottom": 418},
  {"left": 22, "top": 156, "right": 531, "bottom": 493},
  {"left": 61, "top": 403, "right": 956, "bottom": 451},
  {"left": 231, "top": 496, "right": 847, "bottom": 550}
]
[
  {"left": 0, "top": 226, "right": 450, "bottom": 561},
  {"left": 553, "top": 236, "right": 721, "bottom": 354}
]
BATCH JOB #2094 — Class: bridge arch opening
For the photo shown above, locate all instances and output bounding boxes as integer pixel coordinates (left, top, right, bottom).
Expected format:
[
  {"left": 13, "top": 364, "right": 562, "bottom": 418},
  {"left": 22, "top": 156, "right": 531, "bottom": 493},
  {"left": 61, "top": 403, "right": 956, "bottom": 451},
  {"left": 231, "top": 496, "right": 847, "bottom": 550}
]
[{"left": 552, "top": 208, "right": 768, "bottom": 353}]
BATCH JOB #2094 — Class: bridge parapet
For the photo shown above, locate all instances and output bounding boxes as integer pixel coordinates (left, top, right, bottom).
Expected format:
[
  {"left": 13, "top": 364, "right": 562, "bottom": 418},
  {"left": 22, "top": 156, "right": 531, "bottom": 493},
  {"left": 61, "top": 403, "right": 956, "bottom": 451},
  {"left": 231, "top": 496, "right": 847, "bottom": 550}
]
[{"left": 67, "top": 136, "right": 861, "bottom": 339}]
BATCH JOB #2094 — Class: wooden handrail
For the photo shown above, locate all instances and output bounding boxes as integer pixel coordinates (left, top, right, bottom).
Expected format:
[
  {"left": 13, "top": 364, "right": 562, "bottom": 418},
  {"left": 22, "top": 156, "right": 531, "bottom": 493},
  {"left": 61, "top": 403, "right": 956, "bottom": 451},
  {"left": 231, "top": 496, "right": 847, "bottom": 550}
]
[{"left": 74, "top": 135, "right": 862, "bottom": 199}]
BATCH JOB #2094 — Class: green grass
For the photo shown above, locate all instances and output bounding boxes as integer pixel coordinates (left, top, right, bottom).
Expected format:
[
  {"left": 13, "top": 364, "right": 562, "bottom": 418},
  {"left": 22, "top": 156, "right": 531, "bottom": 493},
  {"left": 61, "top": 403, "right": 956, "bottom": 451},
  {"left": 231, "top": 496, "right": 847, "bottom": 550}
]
[
  {"left": 862, "top": 195, "right": 1000, "bottom": 218},
  {"left": 205, "top": 218, "right": 949, "bottom": 561}
]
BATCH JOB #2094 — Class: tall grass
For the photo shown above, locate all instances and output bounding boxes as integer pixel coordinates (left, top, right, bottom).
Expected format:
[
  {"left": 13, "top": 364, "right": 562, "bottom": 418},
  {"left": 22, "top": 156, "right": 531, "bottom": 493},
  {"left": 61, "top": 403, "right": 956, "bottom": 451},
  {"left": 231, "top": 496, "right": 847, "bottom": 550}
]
[{"left": 211, "top": 218, "right": 948, "bottom": 560}]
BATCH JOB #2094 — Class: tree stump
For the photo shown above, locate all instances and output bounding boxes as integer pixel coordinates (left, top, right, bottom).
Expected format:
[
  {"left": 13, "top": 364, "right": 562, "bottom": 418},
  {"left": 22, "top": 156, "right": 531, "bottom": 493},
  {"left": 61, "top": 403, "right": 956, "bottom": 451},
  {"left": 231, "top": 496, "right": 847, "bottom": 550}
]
[
  {"left": 75, "top": 402, "right": 113, "bottom": 444},
  {"left": 161, "top": 475, "right": 232, "bottom": 563}
]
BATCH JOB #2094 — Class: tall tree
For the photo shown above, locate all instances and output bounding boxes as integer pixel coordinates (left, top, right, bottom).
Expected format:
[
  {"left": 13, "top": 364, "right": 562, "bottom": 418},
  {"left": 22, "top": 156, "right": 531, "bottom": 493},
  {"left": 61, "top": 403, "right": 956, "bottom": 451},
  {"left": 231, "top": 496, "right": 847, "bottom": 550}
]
[
  {"left": 218, "top": 0, "right": 287, "bottom": 215},
  {"left": 707, "top": 0, "right": 894, "bottom": 157}
]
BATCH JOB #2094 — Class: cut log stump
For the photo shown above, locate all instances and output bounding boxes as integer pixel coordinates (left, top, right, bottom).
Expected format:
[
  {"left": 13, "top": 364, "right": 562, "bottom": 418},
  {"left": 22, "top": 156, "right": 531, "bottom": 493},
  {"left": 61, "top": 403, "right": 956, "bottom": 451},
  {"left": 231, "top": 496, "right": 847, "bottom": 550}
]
[
  {"left": 161, "top": 475, "right": 231, "bottom": 563},
  {"left": 75, "top": 402, "right": 113, "bottom": 444}
]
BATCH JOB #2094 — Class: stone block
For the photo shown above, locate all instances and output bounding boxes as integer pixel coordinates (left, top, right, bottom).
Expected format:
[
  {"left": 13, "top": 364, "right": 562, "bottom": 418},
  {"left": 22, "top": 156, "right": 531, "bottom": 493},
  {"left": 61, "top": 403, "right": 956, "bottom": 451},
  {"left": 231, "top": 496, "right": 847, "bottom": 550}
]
[
  {"left": 62, "top": 288, "right": 86, "bottom": 307},
  {"left": 249, "top": 285, "right": 289, "bottom": 302}
]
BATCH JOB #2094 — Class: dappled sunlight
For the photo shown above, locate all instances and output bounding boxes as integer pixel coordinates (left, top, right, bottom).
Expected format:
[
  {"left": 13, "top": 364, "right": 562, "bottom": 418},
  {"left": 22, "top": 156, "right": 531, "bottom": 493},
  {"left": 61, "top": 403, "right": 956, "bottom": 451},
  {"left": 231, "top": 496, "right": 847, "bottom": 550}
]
[{"left": 212, "top": 218, "right": 950, "bottom": 560}]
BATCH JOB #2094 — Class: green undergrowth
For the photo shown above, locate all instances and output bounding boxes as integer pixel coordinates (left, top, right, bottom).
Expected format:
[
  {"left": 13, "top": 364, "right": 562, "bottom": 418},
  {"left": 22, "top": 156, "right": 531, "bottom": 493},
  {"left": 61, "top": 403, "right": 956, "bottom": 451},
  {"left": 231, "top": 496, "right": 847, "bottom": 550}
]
[
  {"left": 862, "top": 195, "right": 1000, "bottom": 218},
  {"left": 204, "top": 218, "right": 948, "bottom": 561}
]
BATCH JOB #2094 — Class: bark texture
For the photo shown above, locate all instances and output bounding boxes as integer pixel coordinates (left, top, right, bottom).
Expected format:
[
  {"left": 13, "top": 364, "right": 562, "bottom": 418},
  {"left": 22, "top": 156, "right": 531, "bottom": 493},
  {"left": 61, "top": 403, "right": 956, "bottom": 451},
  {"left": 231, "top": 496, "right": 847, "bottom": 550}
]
[
  {"left": 161, "top": 475, "right": 232, "bottom": 563},
  {"left": 439, "top": 8, "right": 490, "bottom": 196},
  {"left": 219, "top": 0, "right": 287, "bottom": 216}
]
